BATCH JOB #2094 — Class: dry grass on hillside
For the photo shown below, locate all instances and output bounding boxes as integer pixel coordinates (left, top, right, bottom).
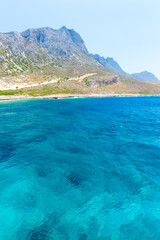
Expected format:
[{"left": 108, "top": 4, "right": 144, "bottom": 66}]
[{"left": 0, "top": 72, "right": 160, "bottom": 96}]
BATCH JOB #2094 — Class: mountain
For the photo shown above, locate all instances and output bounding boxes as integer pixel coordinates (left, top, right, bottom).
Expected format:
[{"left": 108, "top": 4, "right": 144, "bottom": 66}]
[
  {"left": 90, "top": 54, "right": 128, "bottom": 76},
  {"left": 0, "top": 26, "right": 160, "bottom": 96},
  {"left": 0, "top": 26, "right": 159, "bottom": 82},
  {"left": 21, "top": 26, "right": 88, "bottom": 57},
  {"left": 0, "top": 26, "right": 88, "bottom": 58},
  {"left": 90, "top": 54, "right": 159, "bottom": 82},
  {"left": 131, "top": 71, "right": 160, "bottom": 82},
  {"left": 0, "top": 27, "right": 102, "bottom": 76}
]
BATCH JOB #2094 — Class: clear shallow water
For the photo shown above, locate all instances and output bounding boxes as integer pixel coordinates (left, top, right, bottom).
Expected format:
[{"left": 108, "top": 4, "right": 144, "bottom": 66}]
[{"left": 0, "top": 97, "right": 160, "bottom": 240}]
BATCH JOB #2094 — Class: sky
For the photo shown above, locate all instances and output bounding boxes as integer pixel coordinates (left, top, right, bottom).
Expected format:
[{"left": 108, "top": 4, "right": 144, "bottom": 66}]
[{"left": 1, "top": 0, "right": 160, "bottom": 78}]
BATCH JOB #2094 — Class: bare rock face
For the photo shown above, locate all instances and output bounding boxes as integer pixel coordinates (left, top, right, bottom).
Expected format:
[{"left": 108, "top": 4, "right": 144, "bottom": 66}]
[
  {"left": 88, "top": 75, "right": 118, "bottom": 87},
  {"left": 0, "top": 26, "right": 88, "bottom": 59},
  {"left": 0, "top": 27, "right": 94, "bottom": 76},
  {"left": 20, "top": 27, "right": 88, "bottom": 58},
  {"left": 90, "top": 54, "right": 128, "bottom": 76}
]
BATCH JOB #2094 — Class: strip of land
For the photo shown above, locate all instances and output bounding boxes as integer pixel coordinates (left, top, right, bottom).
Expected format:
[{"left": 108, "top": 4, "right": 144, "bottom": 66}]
[
  {"left": 0, "top": 93, "right": 160, "bottom": 102},
  {"left": 1, "top": 73, "right": 160, "bottom": 101}
]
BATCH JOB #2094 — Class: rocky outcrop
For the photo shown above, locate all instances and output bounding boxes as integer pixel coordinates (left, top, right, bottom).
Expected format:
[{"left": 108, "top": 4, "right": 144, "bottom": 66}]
[{"left": 88, "top": 75, "right": 118, "bottom": 87}]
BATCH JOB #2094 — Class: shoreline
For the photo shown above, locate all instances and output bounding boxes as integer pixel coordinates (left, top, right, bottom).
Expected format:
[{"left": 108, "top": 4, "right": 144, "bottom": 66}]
[{"left": 0, "top": 93, "right": 160, "bottom": 101}]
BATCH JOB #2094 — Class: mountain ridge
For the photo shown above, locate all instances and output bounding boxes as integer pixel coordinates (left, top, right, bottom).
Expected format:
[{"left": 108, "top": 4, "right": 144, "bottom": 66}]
[
  {"left": 90, "top": 54, "right": 159, "bottom": 82},
  {"left": 131, "top": 71, "right": 160, "bottom": 82},
  {"left": 0, "top": 26, "right": 103, "bottom": 76}
]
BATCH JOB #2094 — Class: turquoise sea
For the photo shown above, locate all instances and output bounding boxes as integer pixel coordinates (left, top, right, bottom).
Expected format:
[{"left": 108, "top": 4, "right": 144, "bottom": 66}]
[{"left": 0, "top": 97, "right": 160, "bottom": 239}]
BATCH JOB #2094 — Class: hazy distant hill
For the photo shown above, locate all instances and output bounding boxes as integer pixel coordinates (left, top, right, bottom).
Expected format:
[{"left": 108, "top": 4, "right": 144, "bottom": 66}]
[
  {"left": 90, "top": 54, "right": 159, "bottom": 82},
  {"left": 131, "top": 71, "right": 160, "bottom": 82}
]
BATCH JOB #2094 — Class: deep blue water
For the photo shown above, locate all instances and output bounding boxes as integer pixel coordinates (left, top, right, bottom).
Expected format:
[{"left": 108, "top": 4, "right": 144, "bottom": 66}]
[{"left": 0, "top": 97, "right": 160, "bottom": 240}]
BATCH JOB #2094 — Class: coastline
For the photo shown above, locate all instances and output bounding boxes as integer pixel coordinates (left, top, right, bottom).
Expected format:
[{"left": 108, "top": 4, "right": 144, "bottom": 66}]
[{"left": 0, "top": 93, "right": 160, "bottom": 101}]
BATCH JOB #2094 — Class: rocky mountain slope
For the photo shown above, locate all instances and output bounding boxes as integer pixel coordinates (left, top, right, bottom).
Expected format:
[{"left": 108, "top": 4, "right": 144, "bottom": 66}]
[
  {"left": 90, "top": 54, "right": 128, "bottom": 77},
  {"left": 0, "top": 27, "right": 103, "bottom": 77},
  {"left": 0, "top": 26, "right": 88, "bottom": 58},
  {"left": 91, "top": 54, "right": 159, "bottom": 82},
  {"left": 21, "top": 26, "right": 88, "bottom": 57}
]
